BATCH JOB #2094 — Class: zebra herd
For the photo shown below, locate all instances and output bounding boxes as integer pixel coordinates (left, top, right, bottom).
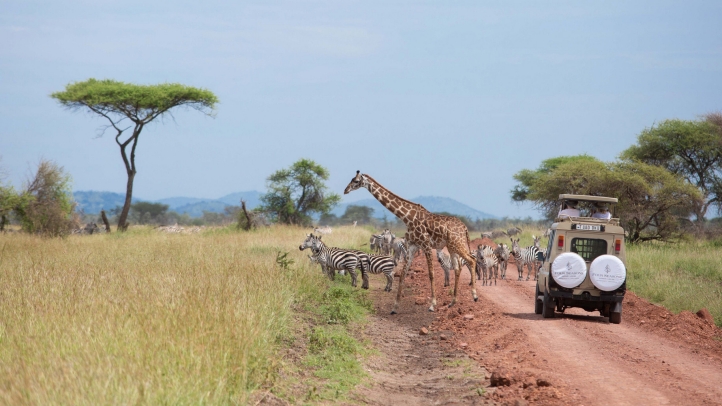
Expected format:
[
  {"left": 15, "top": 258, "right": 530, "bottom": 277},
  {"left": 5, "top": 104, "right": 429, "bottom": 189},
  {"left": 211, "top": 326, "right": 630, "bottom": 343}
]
[
  {"left": 299, "top": 230, "right": 547, "bottom": 292},
  {"left": 300, "top": 233, "right": 398, "bottom": 292}
]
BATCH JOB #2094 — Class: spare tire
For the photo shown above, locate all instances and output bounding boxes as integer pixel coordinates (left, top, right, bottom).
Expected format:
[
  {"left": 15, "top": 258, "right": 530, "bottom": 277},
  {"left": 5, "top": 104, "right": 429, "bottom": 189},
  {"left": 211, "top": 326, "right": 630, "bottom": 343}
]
[
  {"left": 589, "top": 255, "right": 626, "bottom": 291},
  {"left": 551, "top": 252, "right": 587, "bottom": 288}
]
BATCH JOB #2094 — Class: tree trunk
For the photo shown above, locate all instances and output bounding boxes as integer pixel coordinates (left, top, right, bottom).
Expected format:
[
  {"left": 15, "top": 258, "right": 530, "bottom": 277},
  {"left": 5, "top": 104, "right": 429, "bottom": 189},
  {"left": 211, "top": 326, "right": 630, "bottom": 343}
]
[
  {"left": 241, "top": 199, "right": 252, "bottom": 231},
  {"left": 117, "top": 171, "right": 135, "bottom": 231},
  {"left": 100, "top": 210, "right": 111, "bottom": 232}
]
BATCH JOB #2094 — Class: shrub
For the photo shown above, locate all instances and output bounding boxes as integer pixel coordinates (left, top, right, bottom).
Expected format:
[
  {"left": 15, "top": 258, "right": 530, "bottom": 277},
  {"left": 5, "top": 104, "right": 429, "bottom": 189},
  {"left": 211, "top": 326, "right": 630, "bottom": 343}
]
[{"left": 14, "top": 160, "right": 75, "bottom": 236}]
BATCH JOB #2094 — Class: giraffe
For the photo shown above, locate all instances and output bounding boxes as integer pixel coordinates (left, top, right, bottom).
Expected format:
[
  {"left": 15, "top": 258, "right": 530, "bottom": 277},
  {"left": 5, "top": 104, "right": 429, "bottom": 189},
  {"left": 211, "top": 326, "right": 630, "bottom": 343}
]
[{"left": 344, "top": 171, "right": 478, "bottom": 314}]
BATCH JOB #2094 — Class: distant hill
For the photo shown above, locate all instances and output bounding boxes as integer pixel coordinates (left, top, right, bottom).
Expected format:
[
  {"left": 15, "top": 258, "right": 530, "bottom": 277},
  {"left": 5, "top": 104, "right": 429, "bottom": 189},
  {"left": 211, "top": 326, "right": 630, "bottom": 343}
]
[
  {"left": 216, "top": 191, "right": 262, "bottom": 208},
  {"left": 333, "top": 195, "right": 496, "bottom": 220},
  {"left": 74, "top": 190, "right": 263, "bottom": 217},
  {"left": 173, "top": 201, "right": 232, "bottom": 217},
  {"left": 75, "top": 191, "right": 494, "bottom": 220},
  {"left": 73, "top": 191, "right": 139, "bottom": 214}
]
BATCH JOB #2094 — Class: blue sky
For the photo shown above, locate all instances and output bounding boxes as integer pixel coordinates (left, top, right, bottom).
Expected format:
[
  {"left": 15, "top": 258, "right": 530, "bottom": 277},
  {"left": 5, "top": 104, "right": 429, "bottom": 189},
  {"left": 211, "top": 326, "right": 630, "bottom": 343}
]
[{"left": 2, "top": 1, "right": 721, "bottom": 218}]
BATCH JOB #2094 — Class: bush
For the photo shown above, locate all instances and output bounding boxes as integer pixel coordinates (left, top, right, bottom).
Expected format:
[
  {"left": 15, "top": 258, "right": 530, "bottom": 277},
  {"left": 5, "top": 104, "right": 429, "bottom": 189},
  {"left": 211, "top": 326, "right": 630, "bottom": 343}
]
[{"left": 14, "top": 160, "right": 75, "bottom": 236}]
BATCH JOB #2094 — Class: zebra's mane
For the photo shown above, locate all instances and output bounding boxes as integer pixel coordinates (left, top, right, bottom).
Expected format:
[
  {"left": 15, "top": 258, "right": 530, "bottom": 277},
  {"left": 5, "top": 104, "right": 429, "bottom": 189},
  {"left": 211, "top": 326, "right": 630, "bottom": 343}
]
[{"left": 363, "top": 174, "right": 429, "bottom": 213}]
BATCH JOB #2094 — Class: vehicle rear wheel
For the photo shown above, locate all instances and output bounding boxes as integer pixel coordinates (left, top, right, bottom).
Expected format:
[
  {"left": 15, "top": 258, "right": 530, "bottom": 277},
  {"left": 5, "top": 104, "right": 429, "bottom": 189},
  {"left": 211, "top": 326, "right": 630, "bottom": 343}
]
[
  {"left": 609, "top": 310, "right": 622, "bottom": 324},
  {"left": 534, "top": 285, "right": 543, "bottom": 315},
  {"left": 542, "top": 288, "right": 555, "bottom": 318}
]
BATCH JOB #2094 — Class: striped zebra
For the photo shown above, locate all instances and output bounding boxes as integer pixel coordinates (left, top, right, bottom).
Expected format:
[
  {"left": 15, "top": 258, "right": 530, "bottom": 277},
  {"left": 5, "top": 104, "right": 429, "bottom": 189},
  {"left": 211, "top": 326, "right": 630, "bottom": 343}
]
[
  {"left": 366, "top": 254, "right": 396, "bottom": 291},
  {"left": 299, "top": 234, "right": 362, "bottom": 286},
  {"left": 476, "top": 245, "right": 499, "bottom": 286},
  {"left": 436, "top": 249, "right": 477, "bottom": 287},
  {"left": 391, "top": 237, "right": 408, "bottom": 266},
  {"left": 510, "top": 237, "right": 544, "bottom": 281},
  {"left": 369, "top": 234, "right": 383, "bottom": 254},
  {"left": 380, "top": 229, "right": 393, "bottom": 256},
  {"left": 494, "top": 243, "right": 510, "bottom": 280}
]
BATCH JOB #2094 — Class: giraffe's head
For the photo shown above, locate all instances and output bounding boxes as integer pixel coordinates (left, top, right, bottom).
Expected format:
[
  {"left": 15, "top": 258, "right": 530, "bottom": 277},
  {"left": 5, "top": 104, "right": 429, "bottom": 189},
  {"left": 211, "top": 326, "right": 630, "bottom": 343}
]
[{"left": 344, "top": 170, "right": 369, "bottom": 194}]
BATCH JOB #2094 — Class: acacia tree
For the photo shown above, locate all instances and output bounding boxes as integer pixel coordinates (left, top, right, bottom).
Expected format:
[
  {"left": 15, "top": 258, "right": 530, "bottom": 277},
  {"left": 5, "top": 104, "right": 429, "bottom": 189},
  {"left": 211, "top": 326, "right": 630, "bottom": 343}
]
[
  {"left": 261, "top": 159, "right": 340, "bottom": 226},
  {"left": 620, "top": 114, "right": 722, "bottom": 223},
  {"left": 51, "top": 79, "right": 218, "bottom": 231},
  {"left": 512, "top": 157, "right": 702, "bottom": 242},
  {"left": 511, "top": 154, "right": 599, "bottom": 203}
]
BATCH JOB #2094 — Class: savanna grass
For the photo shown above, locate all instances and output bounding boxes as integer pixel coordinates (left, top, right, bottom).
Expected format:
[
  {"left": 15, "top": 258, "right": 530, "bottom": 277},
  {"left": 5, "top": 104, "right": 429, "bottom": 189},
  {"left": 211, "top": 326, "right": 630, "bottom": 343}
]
[
  {"left": 627, "top": 241, "right": 722, "bottom": 326},
  {"left": 0, "top": 225, "right": 371, "bottom": 404}
]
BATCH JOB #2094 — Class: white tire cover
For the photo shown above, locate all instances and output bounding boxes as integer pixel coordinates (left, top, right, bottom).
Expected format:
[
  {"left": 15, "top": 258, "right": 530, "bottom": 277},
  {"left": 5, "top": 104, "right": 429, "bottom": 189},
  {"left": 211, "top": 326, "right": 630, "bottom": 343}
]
[
  {"left": 589, "top": 255, "right": 626, "bottom": 291},
  {"left": 551, "top": 252, "right": 587, "bottom": 288}
]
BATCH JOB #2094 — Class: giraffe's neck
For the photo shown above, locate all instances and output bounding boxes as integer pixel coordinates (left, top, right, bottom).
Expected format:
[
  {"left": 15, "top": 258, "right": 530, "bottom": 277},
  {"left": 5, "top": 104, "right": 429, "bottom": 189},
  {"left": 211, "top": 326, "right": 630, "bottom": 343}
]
[{"left": 364, "top": 176, "right": 428, "bottom": 225}]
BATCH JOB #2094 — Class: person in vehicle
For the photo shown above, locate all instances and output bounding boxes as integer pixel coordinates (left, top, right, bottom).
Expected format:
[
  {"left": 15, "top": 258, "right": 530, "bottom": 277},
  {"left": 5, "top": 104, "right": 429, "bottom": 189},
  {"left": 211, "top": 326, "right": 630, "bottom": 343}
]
[
  {"left": 558, "top": 200, "right": 580, "bottom": 218},
  {"left": 591, "top": 203, "right": 611, "bottom": 219}
]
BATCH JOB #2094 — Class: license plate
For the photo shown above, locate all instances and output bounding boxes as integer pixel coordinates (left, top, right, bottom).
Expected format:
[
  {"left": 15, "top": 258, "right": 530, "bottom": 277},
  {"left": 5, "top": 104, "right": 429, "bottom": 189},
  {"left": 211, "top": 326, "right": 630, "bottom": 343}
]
[{"left": 575, "top": 224, "right": 601, "bottom": 231}]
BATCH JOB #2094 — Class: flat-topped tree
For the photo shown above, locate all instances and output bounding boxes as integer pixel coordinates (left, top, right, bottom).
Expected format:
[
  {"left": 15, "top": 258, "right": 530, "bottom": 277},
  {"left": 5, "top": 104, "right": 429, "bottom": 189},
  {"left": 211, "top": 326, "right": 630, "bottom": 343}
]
[{"left": 51, "top": 79, "right": 218, "bottom": 231}]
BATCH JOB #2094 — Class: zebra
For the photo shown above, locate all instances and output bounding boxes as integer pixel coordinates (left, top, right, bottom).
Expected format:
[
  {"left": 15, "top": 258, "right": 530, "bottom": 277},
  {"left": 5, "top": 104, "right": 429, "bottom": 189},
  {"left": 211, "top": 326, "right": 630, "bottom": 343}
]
[
  {"left": 391, "top": 237, "right": 408, "bottom": 265},
  {"left": 482, "top": 230, "right": 510, "bottom": 239},
  {"left": 510, "top": 237, "right": 544, "bottom": 281},
  {"left": 313, "top": 226, "right": 332, "bottom": 235},
  {"left": 299, "top": 234, "right": 361, "bottom": 286},
  {"left": 366, "top": 254, "right": 396, "bottom": 291},
  {"left": 476, "top": 245, "right": 498, "bottom": 286},
  {"left": 369, "top": 234, "right": 383, "bottom": 254},
  {"left": 436, "top": 249, "right": 477, "bottom": 287},
  {"left": 380, "top": 229, "right": 393, "bottom": 256},
  {"left": 494, "top": 243, "right": 510, "bottom": 280}
]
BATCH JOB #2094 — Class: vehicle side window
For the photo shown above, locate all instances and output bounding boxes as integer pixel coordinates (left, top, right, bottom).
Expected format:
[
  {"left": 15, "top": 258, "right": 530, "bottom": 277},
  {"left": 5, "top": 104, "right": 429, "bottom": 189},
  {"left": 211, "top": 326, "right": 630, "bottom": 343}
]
[
  {"left": 571, "top": 238, "right": 607, "bottom": 262},
  {"left": 545, "top": 230, "right": 555, "bottom": 261}
]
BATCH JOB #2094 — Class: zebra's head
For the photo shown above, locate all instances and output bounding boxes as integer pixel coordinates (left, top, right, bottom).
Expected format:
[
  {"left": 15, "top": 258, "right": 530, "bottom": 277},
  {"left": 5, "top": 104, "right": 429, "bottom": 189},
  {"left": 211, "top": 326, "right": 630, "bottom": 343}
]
[
  {"left": 344, "top": 170, "right": 370, "bottom": 194},
  {"left": 533, "top": 235, "right": 541, "bottom": 248},
  {"left": 310, "top": 234, "right": 326, "bottom": 251},
  {"left": 510, "top": 238, "right": 520, "bottom": 254},
  {"left": 299, "top": 233, "right": 318, "bottom": 251}
]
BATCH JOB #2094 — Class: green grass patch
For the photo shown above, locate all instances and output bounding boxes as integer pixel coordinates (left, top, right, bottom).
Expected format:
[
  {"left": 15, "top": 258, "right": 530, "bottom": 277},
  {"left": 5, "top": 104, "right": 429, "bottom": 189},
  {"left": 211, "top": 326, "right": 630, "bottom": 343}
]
[
  {"left": 627, "top": 241, "right": 722, "bottom": 326},
  {"left": 300, "top": 275, "right": 372, "bottom": 401}
]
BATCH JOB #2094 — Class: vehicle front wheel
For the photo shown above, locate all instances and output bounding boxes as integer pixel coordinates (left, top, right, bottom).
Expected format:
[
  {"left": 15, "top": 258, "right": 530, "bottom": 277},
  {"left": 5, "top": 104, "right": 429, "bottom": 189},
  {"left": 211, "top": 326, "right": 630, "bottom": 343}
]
[
  {"left": 609, "top": 310, "right": 622, "bottom": 324},
  {"left": 534, "top": 285, "right": 543, "bottom": 315},
  {"left": 542, "top": 288, "right": 555, "bottom": 318}
]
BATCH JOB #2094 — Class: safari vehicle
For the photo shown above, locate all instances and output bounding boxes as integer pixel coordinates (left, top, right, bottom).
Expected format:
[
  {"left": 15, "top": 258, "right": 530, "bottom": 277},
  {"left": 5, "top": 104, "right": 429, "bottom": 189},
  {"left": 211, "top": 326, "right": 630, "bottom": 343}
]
[{"left": 535, "top": 194, "right": 627, "bottom": 324}]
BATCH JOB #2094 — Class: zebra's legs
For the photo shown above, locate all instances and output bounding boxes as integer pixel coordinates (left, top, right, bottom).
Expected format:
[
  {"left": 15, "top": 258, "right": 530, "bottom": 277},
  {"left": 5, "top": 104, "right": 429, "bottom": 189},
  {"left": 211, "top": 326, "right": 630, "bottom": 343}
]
[
  {"left": 360, "top": 258, "right": 370, "bottom": 289},
  {"left": 384, "top": 272, "right": 393, "bottom": 292},
  {"left": 348, "top": 266, "right": 358, "bottom": 287},
  {"left": 392, "top": 245, "right": 418, "bottom": 314},
  {"left": 438, "top": 249, "right": 451, "bottom": 287},
  {"left": 454, "top": 250, "right": 478, "bottom": 305}
]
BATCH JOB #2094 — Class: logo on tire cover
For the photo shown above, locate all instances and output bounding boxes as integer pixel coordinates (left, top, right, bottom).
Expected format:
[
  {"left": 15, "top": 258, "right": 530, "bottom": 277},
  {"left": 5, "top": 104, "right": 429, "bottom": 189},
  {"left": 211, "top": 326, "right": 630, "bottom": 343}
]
[{"left": 605, "top": 264, "right": 611, "bottom": 274}]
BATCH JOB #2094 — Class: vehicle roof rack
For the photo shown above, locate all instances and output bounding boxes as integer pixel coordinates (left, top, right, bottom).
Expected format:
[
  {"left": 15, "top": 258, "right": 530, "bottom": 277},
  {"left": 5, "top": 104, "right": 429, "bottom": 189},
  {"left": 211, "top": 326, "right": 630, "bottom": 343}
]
[{"left": 558, "top": 194, "right": 618, "bottom": 204}]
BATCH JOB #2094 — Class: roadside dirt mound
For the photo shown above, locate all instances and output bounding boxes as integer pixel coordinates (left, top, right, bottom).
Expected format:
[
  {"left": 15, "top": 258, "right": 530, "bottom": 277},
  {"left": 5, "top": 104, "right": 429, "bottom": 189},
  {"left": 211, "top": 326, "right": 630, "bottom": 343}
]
[{"left": 623, "top": 291, "right": 722, "bottom": 362}]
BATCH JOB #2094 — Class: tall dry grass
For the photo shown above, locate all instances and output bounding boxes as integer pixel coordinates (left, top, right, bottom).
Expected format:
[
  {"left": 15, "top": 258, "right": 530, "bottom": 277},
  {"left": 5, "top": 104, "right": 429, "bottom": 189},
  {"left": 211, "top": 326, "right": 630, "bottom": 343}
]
[{"left": 0, "top": 225, "right": 370, "bottom": 404}]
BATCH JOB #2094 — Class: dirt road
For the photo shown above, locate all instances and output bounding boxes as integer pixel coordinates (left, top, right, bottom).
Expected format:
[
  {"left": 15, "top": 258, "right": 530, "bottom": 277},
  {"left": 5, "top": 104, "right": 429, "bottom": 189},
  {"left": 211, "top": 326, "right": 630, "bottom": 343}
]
[{"left": 352, "top": 238, "right": 722, "bottom": 405}]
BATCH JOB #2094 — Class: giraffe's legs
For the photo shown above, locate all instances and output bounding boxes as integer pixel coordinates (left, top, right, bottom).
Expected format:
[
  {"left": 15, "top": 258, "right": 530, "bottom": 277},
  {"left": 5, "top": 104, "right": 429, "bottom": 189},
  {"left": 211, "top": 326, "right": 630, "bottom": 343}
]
[
  {"left": 424, "top": 249, "right": 437, "bottom": 312},
  {"left": 392, "top": 244, "right": 418, "bottom": 314}
]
